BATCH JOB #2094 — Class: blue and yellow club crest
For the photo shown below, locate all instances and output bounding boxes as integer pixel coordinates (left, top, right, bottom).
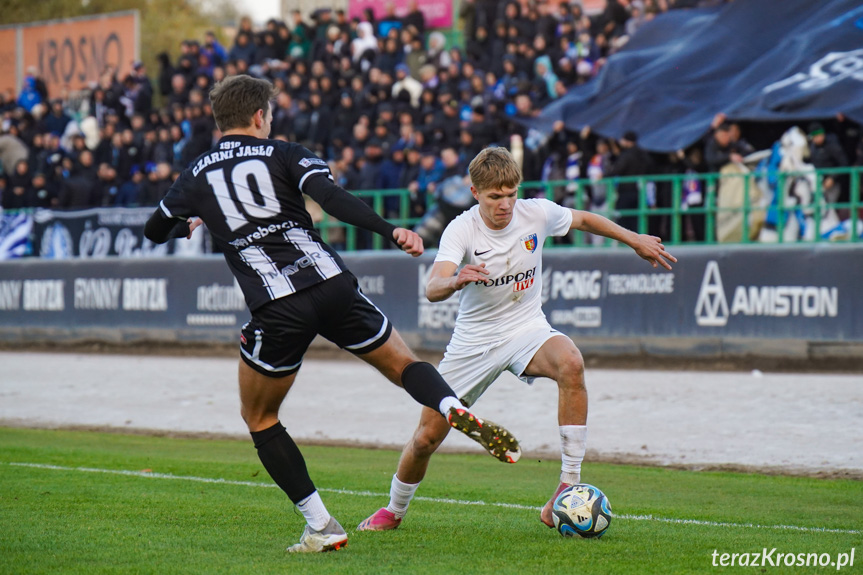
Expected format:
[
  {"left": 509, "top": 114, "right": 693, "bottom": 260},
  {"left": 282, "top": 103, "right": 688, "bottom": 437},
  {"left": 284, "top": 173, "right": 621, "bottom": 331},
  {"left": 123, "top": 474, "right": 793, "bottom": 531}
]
[{"left": 521, "top": 233, "right": 538, "bottom": 253}]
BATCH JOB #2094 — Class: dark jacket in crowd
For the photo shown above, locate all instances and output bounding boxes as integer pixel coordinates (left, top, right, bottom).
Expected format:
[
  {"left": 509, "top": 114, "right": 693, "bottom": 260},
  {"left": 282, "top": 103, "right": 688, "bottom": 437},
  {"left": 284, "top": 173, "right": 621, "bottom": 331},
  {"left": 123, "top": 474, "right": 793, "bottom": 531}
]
[
  {"left": 607, "top": 143, "right": 653, "bottom": 232},
  {"left": 704, "top": 137, "right": 738, "bottom": 173},
  {"left": 810, "top": 134, "right": 848, "bottom": 169},
  {"left": 57, "top": 173, "right": 99, "bottom": 209}
]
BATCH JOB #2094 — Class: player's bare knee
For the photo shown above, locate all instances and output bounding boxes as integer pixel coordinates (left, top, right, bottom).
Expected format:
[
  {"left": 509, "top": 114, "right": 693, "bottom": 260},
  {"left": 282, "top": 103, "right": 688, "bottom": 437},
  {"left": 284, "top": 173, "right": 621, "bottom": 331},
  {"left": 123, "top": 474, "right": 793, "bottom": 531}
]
[
  {"left": 379, "top": 366, "right": 403, "bottom": 386},
  {"left": 386, "top": 330, "right": 420, "bottom": 364},
  {"left": 240, "top": 407, "right": 258, "bottom": 429},
  {"left": 391, "top": 356, "right": 424, "bottom": 388},
  {"left": 393, "top": 354, "right": 420, "bottom": 381},
  {"left": 411, "top": 424, "right": 448, "bottom": 457},
  {"left": 371, "top": 356, "right": 408, "bottom": 385},
  {"left": 240, "top": 405, "right": 272, "bottom": 432},
  {"left": 411, "top": 432, "right": 443, "bottom": 457},
  {"left": 557, "top": 350, "right": 585, "bottom": 389}
]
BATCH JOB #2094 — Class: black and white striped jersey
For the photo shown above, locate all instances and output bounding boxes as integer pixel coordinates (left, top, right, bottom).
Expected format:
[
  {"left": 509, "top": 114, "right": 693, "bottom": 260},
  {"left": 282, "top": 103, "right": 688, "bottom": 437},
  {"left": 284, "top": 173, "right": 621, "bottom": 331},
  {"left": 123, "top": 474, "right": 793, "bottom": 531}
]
[{"left": 158, "top": 135, "right": 349, "bottom": 311}]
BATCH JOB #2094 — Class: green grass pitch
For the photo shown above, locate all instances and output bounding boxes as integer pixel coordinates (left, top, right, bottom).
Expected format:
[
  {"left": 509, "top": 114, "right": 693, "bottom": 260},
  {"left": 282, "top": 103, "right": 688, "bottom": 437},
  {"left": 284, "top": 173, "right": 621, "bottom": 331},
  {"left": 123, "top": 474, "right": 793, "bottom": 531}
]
[{"left": 0, "top": 427, "right": 860, "bottom": 574}]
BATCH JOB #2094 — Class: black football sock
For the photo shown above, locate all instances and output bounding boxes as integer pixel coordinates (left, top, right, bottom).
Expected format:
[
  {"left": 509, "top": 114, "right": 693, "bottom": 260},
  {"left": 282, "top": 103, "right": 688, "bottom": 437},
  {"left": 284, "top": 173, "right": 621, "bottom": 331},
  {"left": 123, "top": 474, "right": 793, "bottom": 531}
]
[
  {"left": 400, "top": 361, "right": 462, "bottom": 416},
  {"left": 250, "top": 422, "right": 315, "bottom": 504}
]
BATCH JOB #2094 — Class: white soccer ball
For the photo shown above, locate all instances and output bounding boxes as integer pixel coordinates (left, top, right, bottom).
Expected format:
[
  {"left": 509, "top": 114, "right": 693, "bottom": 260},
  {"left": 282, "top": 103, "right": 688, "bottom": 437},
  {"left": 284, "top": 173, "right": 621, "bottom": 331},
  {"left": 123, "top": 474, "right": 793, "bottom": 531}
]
[{"left": 551, "top": 483, "right": 613, "bottom": 538}]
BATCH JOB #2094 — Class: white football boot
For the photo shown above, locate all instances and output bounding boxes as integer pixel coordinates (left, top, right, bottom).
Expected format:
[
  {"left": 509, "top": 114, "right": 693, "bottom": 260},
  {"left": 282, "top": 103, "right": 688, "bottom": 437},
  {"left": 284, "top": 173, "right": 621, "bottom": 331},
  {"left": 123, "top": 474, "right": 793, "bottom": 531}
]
[{"left": 287, "top": 517, "right": 348, "bottom": 553}]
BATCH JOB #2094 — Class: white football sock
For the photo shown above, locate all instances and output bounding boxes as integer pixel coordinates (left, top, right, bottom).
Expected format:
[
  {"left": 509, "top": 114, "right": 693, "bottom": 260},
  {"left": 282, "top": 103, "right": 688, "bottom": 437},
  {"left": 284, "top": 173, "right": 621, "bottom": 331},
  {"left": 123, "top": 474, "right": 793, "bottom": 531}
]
[
  {"left": 438, "top": 395, "right": 463, "bottom": 417},
  {"left": 296, "top": 491, "right": 331, "bottom": 531},
  {"left": 385, "top": 474, "right": 420, "bottom": 518},
  {"left": 560, "top": 425, "right": 587, "bottom": 485}
]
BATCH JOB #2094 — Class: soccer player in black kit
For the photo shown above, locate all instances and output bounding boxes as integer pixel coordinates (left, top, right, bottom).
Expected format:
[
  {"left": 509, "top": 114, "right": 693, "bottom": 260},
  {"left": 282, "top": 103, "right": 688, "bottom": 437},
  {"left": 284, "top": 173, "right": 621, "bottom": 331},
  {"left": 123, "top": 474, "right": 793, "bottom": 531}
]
[{"left": 144, "top": 75, "right": 521, "bottom": 553}]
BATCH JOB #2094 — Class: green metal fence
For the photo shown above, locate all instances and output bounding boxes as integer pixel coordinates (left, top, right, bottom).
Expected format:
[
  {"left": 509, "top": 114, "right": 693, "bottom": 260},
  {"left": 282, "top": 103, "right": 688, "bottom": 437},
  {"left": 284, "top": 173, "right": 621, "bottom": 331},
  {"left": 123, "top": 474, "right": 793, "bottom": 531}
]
[
  {"left": 317, "top": 166, "right": 861, "bottom": 250},
  {"left": 4, "top": 167, "right": 858, "bottom": 253}
]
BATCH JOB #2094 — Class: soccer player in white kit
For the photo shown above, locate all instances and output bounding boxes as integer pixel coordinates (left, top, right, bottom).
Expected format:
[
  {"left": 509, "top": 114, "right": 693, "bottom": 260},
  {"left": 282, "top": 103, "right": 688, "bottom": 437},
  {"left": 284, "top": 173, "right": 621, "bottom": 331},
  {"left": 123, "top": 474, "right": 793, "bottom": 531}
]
[{"left": 358, "top": 146, "right": 676, "bottom": 531}]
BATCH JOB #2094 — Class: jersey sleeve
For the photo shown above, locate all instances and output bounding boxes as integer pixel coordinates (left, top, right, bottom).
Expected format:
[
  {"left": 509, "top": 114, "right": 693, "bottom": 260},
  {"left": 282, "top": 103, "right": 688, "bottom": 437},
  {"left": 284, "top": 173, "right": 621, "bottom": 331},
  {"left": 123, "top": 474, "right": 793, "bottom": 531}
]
[
  {"left": 434, "top": 215, "right": 469, "bottom": 266},
  {"left": 304, "top": 176, "right": 397, "bottom": 241},
  {"left": 286, "top": 144, "right": 335, "bottom": 193},
  {"left": 144, "top": 209, "right": 191, "bottom": 244},
  {"left": 537, "top": 198, "right": 573, "bottom": 237},
  {"left": 293, "top": 142, "right": 397, "bottom": 241},
  {"left": 158, "top": 170, "right": 196, "bottom": 220},
  {"left": 145, "top": 170, "right": 195, "bottom": 244}
]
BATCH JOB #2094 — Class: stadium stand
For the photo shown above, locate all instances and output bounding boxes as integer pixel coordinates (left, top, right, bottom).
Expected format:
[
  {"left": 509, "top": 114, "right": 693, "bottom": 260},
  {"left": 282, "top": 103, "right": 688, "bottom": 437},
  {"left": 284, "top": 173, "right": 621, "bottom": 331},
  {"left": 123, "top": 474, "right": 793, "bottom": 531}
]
[{"left": 1, "top": 0, "right": 861, "bottom": 252}]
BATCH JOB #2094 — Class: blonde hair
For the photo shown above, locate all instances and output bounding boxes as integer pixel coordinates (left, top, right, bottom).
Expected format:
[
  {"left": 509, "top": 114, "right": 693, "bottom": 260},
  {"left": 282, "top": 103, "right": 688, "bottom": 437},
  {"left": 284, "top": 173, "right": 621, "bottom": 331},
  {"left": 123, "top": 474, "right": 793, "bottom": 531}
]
[{"left": 468, "top": 147, "right": 522, "bottom": 193}]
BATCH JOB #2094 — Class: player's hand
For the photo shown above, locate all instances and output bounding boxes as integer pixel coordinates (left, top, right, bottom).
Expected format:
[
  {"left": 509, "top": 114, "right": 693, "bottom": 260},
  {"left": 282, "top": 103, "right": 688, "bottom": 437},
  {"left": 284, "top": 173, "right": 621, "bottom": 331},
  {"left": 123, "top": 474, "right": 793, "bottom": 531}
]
[
  {"left": 454, "top": 263, "right": 490, "bottom": 290},
  {"left": 393, "top": 227, "right": 424, "bottom": 256},
  {"left": 632, "top": 234, "right": 676, "bottom": 270},
  {"left": 186, "top": 217, "right": 203, "bottom": 239}
]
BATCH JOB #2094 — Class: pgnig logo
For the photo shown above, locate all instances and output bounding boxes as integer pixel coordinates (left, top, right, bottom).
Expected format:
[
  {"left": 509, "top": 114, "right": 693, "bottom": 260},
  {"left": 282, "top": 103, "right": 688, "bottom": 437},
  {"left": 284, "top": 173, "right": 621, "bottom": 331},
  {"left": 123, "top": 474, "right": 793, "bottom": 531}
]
[{"left": 694, "top": 261, "right": 838, "bottom": 327}]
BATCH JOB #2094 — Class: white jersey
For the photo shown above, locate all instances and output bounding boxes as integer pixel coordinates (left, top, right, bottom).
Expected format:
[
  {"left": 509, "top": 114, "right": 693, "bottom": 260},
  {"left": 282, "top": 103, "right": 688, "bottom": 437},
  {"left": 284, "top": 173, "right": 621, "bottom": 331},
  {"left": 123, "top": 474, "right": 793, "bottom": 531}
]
[{"left": 435, "top": 198, "right": 573, "bottom": 346}]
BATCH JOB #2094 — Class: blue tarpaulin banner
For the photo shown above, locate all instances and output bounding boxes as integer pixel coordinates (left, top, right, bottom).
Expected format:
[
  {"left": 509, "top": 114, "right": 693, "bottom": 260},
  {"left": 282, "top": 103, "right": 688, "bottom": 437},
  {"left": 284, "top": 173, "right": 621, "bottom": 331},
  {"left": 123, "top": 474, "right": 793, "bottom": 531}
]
[
  {"left": 0, "top": 208, "right": 211, "bottom": 260},
  {"left": 525, "top": 0, "right": 863, "bottom": 152}
]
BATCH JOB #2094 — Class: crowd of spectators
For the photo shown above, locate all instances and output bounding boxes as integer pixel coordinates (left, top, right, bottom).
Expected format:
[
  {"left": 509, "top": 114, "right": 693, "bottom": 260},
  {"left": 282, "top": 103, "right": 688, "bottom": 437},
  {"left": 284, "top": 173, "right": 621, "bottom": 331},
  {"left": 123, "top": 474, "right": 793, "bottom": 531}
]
[{"left": 1, "top": 0, "right": 860, "bottom": 245}]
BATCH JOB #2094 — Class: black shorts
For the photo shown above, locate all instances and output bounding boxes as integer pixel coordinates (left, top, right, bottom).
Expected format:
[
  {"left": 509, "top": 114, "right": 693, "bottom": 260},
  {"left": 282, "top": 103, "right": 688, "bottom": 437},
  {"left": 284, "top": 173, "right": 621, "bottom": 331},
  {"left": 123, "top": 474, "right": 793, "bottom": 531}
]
[{"left": 240, "top": 272, "right": 392, "bottom": 377}]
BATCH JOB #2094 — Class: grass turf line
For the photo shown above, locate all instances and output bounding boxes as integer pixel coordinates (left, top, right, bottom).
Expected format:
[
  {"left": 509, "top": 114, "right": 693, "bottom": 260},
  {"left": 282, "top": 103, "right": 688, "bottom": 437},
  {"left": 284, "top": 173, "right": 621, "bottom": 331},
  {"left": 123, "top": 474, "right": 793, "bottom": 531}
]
[
  {"left": 7, "top": 462, "right": 860, "bottom": 536},
  {"left": 1, "top": 428, "right": 860, "bottom": 575}
]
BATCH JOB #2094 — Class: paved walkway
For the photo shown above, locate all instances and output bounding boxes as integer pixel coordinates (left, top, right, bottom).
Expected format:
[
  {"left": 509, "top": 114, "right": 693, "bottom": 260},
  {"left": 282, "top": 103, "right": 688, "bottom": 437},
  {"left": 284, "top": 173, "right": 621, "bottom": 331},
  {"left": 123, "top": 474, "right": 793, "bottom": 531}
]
[{"left": 1, "top": 352, "right": 861, "bottom": 477}]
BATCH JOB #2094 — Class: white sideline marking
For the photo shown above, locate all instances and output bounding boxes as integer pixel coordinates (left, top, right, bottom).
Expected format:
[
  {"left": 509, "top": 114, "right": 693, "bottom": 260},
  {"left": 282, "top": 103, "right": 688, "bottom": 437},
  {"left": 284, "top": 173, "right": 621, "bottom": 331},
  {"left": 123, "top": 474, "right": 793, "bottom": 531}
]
[{"left": 5, "top": 462, "right": 860, "bottom": 535}]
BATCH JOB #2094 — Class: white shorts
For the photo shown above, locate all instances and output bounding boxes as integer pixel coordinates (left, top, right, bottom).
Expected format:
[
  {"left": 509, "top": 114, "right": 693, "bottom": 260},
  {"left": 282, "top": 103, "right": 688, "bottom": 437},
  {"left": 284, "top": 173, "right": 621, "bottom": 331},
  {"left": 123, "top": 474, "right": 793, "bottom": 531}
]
[{"left": 439, "top": 321, "right": 564, "bottom": 407}]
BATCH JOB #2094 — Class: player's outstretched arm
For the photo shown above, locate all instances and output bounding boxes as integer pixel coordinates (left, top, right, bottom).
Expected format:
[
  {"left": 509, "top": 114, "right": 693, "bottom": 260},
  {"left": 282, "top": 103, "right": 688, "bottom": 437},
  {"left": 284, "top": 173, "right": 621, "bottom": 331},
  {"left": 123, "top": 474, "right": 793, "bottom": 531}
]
[
  {"left": 426, "top": 260, "right": 489, "bottom": 302},
  {"left": 392, "top": 227, "right": 424, "bottom": 256},
  {"left": 304, "top": 177, "right": 402, "bottom": 246},
  {"left": 569, "top": 209, "right": 677, "bottom": 270}
]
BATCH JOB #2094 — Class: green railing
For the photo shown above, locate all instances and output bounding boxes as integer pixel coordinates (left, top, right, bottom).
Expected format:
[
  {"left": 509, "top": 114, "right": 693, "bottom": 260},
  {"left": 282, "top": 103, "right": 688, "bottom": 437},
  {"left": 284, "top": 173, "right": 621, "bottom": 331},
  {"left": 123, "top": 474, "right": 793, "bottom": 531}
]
[
  {"left": 4, "top": 167, "right": 858, "bottom": 253},
  {"left": 317, "top": 166, "right": 861, "bottom": 250},
  {"left": 528, "top": 166, "right": 861, "bottom": 247}
]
